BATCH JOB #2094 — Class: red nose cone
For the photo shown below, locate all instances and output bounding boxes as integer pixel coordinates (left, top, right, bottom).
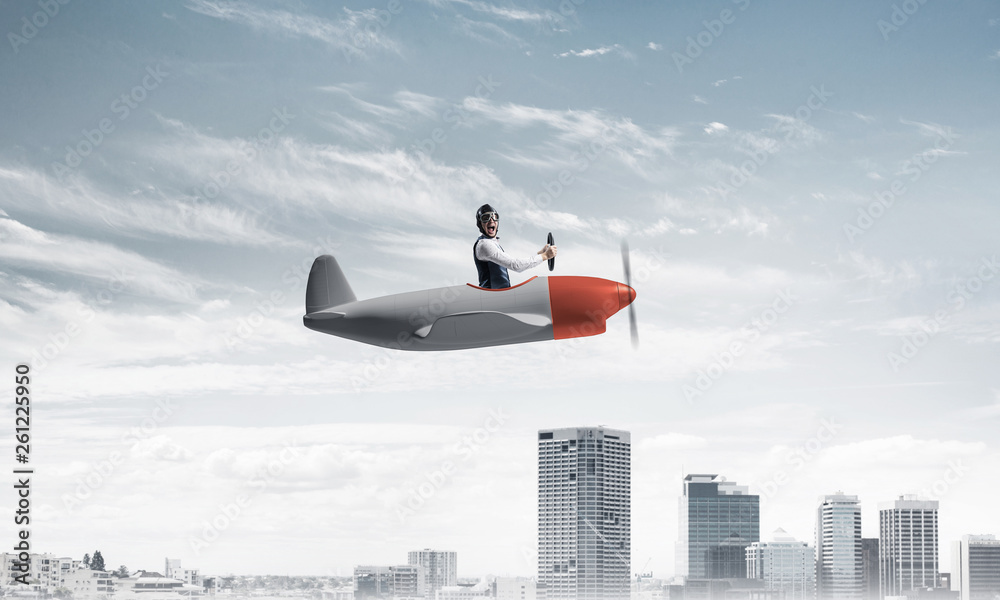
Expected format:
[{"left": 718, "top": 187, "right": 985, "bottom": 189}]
[
  {"left": 618, "top": 283, "right": 636, "bottom": 310},
  {"left": 548, "top": 276, "right": 633, "bottom": 340}
]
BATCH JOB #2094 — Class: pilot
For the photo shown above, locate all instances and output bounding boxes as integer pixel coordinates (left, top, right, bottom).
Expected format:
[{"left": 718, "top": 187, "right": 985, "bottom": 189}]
[{"left": 474, "top": 203, "right": 557, "bottom": 289}]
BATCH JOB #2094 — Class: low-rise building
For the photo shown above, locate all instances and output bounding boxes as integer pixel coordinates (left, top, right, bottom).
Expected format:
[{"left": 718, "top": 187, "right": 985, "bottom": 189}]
[
  {"left": 435, "top": 580, "right": 491, "bottom": 600},
  {"left": 355, "top": 565, "right": 425, "bottom": 600},
  {"left": 1, "top": 552, "right": 79, "bottom": 594},
  {"left": 746, "top": 529, "right": 816, "bottom": 600},
  {"left": 117, "top": 570, "right": 205, "bottom": 598},
  {"left": 64, "top": 568, "right": 117, "bottom": 598},
  {"left": 495, "top": 577, "right": 536, "bottom": 600}
]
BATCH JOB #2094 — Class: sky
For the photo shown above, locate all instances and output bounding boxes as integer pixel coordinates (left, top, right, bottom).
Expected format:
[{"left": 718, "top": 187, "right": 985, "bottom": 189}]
[{"left": 1, "top": 0, "right": 999, "bottom": 580}]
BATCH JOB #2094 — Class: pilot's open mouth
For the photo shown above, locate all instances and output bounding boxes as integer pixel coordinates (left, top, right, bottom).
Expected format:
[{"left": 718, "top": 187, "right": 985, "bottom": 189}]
[{"left": 486, "top": 221, "right": 498, "bottom": 236}]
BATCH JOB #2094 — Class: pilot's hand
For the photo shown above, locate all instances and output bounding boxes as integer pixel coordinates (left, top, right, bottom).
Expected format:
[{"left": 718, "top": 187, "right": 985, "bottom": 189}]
[{"left": 538, "top": 244, "right": 557, "bottom": 260}]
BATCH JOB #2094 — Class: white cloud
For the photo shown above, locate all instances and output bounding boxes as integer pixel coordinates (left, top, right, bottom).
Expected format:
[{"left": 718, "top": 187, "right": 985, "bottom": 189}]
[
  {"left": 137, "top": 116, "right": 520, "bottom": 234},
  {"left": 704, "top": 122, "right": 729, "bottom": 135},
  {"left": 834, "top": 251, "right": 928, "bottom": 303},
  {"left": 0, "top": 214, "right": 203, "bottom": 304},
  {"left": 458, "top": 98, "right": 676, "bottom": 177},
  {"left": 452, "top": 14, "right": 526, "bottom": 46},
  {"left": 442, "top": 0, "right": 554, "bottom": 23},
  {"left": 131, "top": 435, "right": 195, "bottom": 462},
  {"left": 647, "top": 42, "right": 662, "bottom": 51},
  {"left": 315, "top": 111, "right": 395, "bottom": 146},
  {"left": 185, "top": 1, "right": 399, "bottom": 56},
  {"left": 393, "top": 90, "right": 445, "bottom": 119},
  {"left": 899, "top": 118, "right": 958, "bottom": 142},
  {"left": 318, "top": 85, "right": 408, "bottom": 121},
  {"left": 556, "top": 44, "right": 633, "bottom": 59},
  {"left": 823, "top": 435, "right": 986, "bottom": 467},
  {"left": 658, "top": 193, "right": 776, "bottom": 237},
  {"left": 641, "top": 432, "right": 708, "bottom": 450},
  {"left": 640, "top": 217, "right": 675, "bottom": 237},
  {"left": 0, "top": 164, "right": 288, "bottom": 247},
  {"left": 765, "top": 114, "right": 824, "bottom": 145},
  {"left": 737, "top": 130, "right": 781, "bottom": 154}
]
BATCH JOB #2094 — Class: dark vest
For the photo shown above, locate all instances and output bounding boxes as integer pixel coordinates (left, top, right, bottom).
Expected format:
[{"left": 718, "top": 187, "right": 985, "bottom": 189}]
[{"left": 473, "top": 235, "right": 510, "bottom": 289}]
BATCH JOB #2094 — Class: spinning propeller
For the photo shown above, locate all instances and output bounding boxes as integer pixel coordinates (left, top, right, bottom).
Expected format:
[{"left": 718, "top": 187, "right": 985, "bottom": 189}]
[{"left": 621, "top": 240, "right": 639, "bottom": 349}]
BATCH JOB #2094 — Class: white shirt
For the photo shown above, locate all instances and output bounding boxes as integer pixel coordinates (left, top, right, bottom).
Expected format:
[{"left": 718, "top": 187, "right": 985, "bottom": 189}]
[{"left": 475, "top": 236, "right": 544, "bottom": 273}]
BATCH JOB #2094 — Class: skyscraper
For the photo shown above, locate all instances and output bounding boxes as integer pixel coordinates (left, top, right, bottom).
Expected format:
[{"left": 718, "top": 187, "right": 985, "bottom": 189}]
[
  {"left": 879, "top": 495, "right": 939, "bottom": 598},
  {"left": 407, "top": 549, "right": 457, "bottom": 599},
  {"left": 746, "top": 528, "right": 816, "bottom": 600},
  {"left": 816, "top": 493, "right": 863, "bottom": 600},
  {"left": 952, "top": 534, "right": 1000, "bottom": 600},
  {"left": 537, "top": 426, "right": 630, "bottom": 600},
  {"left": 676, "top": 474, "right": 760, "bottom": 580}
]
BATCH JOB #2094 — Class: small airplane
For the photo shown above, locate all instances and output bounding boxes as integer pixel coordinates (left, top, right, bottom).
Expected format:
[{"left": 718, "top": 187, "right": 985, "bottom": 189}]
[{"left": 303, "top": 237, "right": 638, "bottom": 352}]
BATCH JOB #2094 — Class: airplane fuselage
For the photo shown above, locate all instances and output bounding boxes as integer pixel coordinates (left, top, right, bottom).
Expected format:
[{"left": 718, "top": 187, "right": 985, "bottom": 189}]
[{"left": 303, "top": 269, "right": 635, "bottom": 351}]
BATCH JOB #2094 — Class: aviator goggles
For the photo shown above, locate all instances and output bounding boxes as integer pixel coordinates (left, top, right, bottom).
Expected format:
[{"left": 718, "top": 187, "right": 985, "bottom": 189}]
[{"left": 479, "top": 211, "right": 500, "bottom": 223}]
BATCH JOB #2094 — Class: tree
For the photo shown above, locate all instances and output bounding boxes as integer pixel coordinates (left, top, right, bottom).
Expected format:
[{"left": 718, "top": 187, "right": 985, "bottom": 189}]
[
  {"left": 91, "top": 550, "right": 105, "bottom": 572},
  {"left": 83, "top": 554, "right": 91, "bottom": 569},
  {"left": 116, "top": 565, "right": 130, "bottom": 578}
]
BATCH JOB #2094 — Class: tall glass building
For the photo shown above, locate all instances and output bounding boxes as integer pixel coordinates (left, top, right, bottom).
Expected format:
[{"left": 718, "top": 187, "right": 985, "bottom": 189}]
[
  {"left": 816, "top": 493, "right": 863, "bottom": 600},
  {"left": 676, "top": 474, "right": 759, "bottom": 580},
  {"left": 879, "top": 495, "right": 939, "bottom": 598},
  {"left": 537, "top": 427, "right": 630, "bottom": 600}
]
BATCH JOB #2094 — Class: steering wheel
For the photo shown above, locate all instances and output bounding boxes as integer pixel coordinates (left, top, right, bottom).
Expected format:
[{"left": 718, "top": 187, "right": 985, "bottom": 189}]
[{"left": 547, "top": 232, "right": 555, "bottom": 271}]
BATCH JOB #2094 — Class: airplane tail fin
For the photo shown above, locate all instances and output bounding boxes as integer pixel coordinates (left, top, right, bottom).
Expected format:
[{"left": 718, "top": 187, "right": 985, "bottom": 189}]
[{"left": 305, "top": 255, "right": 357, "bottom": 313}]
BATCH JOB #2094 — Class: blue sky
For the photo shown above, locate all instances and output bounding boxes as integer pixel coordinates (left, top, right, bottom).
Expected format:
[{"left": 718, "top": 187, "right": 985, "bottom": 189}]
[{"left": 2, "top": 0, "right": 999, "bottom": 579}]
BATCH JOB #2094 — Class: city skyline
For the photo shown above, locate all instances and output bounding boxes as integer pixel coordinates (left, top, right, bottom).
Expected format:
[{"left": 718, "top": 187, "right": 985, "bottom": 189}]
[
  {"left": 2, "top": 0, "right": 999, "bottom": 578},
  {"left": 7, "top": 472, "right": 997, "bottom": 586}
]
